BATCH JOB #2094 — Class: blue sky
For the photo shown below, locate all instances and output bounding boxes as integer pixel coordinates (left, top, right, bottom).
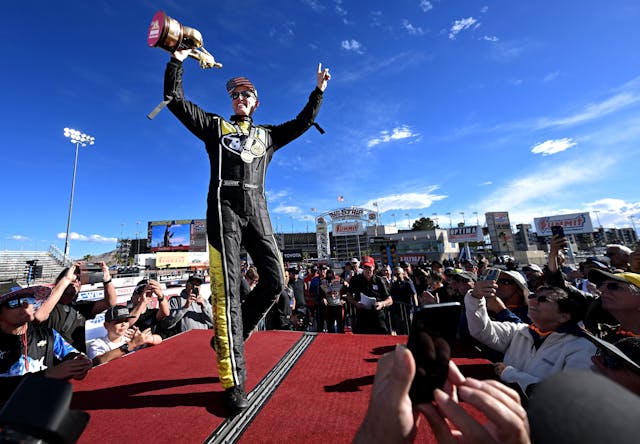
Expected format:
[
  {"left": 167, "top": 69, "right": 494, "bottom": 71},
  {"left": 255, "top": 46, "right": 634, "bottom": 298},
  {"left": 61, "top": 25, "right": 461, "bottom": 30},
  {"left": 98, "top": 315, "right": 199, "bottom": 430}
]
[{"left": 2, "top": 1, "right": 640, "bottom": 258}]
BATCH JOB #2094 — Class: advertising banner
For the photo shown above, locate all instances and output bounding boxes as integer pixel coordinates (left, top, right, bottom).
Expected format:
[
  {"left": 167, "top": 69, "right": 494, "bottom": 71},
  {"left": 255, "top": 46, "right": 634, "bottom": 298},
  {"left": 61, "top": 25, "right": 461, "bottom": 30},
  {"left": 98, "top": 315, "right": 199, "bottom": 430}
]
[
  {"left": 156, "top": 252, "right": 190, "bottom": 268},
  {"left": 534, "top": 212, "right": 593, "bottom": 236},
  {"left": 447, "top": 225, "right": 484, "bottom": 243},
  {"left": 334, "top": 221, "right": 364, "bottom": 237}
]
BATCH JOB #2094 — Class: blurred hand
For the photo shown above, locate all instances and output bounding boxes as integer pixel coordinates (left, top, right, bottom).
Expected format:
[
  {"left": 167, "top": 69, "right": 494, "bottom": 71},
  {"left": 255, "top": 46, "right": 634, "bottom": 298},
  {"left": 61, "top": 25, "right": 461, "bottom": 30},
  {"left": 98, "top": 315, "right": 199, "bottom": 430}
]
[
  {"left": 420, "top": 377, "right": 530, "bottom": 444},
  {"left": 471, "top": 279, "right": 497, "bottom": 299},
  {"left": 316, "top": 63, "right": 331, "bottom": 91},
  {"left": 45, "top": 356, "right": 92, "bottom": 380}
]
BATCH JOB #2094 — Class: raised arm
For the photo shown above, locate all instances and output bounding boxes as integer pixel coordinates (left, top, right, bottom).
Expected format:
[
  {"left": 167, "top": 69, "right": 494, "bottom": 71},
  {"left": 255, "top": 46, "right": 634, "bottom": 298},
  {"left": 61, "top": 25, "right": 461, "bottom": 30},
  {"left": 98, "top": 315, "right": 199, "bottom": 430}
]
[
  {"left": 90, "top": 262, "right": 117, "bottom": 316},
  {"left": 34, "top": 263, "right": 80, "bottom": 322}
]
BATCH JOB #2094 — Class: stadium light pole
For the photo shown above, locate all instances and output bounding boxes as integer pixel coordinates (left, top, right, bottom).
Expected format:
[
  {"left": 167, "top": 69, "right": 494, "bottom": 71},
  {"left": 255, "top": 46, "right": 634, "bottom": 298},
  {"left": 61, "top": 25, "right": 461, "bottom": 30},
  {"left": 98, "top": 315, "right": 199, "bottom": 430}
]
[{"left": 63, "top": 128, "right": 95, "bottom": 263}]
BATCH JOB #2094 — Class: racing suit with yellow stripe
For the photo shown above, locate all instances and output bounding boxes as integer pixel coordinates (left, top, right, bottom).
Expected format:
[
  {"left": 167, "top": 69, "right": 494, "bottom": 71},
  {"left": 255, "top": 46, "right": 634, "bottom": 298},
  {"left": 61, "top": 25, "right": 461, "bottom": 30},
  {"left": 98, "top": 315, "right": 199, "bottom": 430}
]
[{"left": 164, "top": 58, "right": 323, "bottom": 389}]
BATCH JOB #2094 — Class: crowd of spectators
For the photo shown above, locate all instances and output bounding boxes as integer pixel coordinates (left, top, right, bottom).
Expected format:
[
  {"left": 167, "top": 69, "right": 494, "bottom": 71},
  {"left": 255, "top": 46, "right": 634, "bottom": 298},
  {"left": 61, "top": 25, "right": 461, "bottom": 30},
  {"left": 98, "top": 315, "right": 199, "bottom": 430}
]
[{"left": 1, "top": 237, "right": 638, "bottom": 441}]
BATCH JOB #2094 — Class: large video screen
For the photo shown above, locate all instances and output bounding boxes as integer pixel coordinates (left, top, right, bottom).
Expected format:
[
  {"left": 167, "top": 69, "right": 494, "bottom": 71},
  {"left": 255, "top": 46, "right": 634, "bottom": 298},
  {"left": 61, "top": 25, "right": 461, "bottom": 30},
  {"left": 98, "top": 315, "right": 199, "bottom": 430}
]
[{"left": 148, "top": 219, "right": 206, "bottom": 252}]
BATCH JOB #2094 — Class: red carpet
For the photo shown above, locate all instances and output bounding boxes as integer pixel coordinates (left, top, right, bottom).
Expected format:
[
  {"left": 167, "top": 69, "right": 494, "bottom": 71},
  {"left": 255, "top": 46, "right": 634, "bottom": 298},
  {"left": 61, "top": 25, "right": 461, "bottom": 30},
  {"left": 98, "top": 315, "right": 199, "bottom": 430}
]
[
  {"left": 70, "top": 331, "right": 492, "bottom": 443},
  {"left": 71, "top": 330, "right": 302, "bottom": 444}
]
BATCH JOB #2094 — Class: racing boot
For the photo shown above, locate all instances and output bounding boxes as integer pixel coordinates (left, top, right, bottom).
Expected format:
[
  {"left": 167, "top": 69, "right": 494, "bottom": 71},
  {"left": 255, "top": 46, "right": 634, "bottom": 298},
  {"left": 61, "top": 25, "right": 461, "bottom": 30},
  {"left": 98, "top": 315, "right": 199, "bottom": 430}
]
[{"left": 225, "top": 385, "right": 249, "bottom": 416}]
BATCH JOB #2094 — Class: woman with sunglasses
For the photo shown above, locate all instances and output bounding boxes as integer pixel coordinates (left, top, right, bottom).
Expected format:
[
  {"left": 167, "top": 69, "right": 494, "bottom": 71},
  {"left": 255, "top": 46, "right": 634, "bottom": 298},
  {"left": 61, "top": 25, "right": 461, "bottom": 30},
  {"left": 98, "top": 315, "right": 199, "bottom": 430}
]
[{"left": 465, "top": 282, "right": 595, "bottom": 394}]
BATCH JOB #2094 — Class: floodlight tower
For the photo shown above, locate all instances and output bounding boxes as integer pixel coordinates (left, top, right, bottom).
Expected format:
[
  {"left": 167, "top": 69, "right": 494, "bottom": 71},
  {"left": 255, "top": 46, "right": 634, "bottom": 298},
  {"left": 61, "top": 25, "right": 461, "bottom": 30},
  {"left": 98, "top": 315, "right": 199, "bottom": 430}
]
[{"left": 63, "top": 128, "right": 95, "bottom": 263}]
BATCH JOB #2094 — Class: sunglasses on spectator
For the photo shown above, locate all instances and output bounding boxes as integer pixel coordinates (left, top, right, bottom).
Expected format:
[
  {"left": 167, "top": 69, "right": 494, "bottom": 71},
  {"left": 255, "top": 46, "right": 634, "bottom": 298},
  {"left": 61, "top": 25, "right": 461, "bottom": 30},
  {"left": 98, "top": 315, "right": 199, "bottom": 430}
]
[
  {"left": 3, "top": 297, "right": 36, "bottom": 309},
  {"left": 230, "top": 91, "right": 255, "bottom": 100},
  {"left": 497, "top": 278, "right": 516, "bottom": 285},
  {"left": 595, "top": 348, "right": 622, "bottom": 369},
  {"left": 597, "top": 282, "right": 626, "bottom": 291},
  {"left": 528, "top": 293, "right": 555, "bottom": 303},
  {"left": 362, "top": 265, "right": 373, "bottom": 271}
]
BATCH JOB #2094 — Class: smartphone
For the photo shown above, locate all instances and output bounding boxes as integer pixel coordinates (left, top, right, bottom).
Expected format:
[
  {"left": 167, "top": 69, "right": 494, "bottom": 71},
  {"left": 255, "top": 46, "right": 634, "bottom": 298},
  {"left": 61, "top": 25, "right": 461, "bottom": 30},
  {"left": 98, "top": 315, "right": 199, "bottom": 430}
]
[
  {"left": 483, "top": 268, "right": 500, "bottom": 281},
  {"left": 551, "top": 225, "right": 565, "bottom": 238},
  {"left": 407, "top": 302, "right": 461, "bottom": 403}
]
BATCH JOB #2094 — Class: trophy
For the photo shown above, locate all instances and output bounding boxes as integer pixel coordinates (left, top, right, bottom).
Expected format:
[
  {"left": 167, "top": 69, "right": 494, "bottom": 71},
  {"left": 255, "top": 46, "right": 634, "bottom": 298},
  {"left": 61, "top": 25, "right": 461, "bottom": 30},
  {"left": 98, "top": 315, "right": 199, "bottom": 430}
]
[
  {"left": 146, "top": 11, "right": 222, "bottom": 119},
  {"left": 147, "top": 10, "right": 222, "bottom": 69}
]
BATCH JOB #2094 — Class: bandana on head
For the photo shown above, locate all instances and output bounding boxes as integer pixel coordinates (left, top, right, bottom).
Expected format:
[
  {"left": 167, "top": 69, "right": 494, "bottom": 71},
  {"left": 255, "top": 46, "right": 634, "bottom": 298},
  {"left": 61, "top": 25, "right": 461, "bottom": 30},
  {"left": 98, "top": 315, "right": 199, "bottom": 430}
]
[{"left": 225, "top": 77, "right": 257, "bottom": 97}]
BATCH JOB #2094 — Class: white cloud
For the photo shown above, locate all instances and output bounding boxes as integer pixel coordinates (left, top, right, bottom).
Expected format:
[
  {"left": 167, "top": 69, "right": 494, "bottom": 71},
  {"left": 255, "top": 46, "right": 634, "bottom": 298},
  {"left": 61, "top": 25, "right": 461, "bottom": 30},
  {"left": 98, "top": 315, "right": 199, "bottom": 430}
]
[
  {"left": 531, "top": 138, "right": 577, "bottom": 156},
  {"left": 584, "top": 198, "right": 640, "bottom": 229},
  {"left": 302, "top": 0, "right": 325, "bottom": 12},
  {"left": 420, "top": 1, "right": 433, "bottom": 12},
  {"left": 272, "top": 205, "right": 302, "bottom": 215},
  {"left": 363, "top": 187, "right": 448, "bottom": 213},
  {"left": 8, "top": 235, "right": 29, "bottom": 241},
  {"left": 341, "top": 39, "right": 363, "bottom": 54},
  {"left": 480, "top": 181, "right": 493, "bottom": 186},
  {"left": 475, "top": 154, "right": 616, "bottom": 224},
  {"left": 334, "top": 0, "right": 350, "bottom": 24},
  {"left": 403, "top": 19, "right": 425, "bottom": 36},
  {"left": 482, "top": 35, "right": 498, "bottom": 42},
  {"left": 56, "top": 232, "right": 118, "bottom": 243},
  {"left": 367, "top": 125, "right": 419, "bottom": 147},
  {"left": 543, "top": 71, "right": 559, "bottom": 83},
  {"left": 266, "top": 190, "right": 289, "bottom": 202},
  {"left": 535, "top": 92, "right": 640, "bottom": 129},
  {"left": 480, "top": 6, "right": 489, "bottom": 13},
  {"left": 449, "top": 17, "right": 478, "bottom": 40}
]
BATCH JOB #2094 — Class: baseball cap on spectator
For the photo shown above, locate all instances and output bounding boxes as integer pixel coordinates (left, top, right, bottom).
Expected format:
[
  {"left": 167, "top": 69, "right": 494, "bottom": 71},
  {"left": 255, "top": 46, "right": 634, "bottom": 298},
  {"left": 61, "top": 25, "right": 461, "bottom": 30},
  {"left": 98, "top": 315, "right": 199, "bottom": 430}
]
[
  {"left": 105, "top": 306, "right": 135, "bottom": 323},
  {"left": 350, "top": 257, "right": 360, "bottom": 265},
  {"left": 584, "top": 257, "right": 609, "bottom": 271},
  {"left": 452, "top": 270, "right": 477, "bottom": 282},
  {"left": 0, "top": 286, "right": 51, "bottom": 306},
  {"left": 399, "top": 261, "right": 410, "bottom": 268},
  {"left": 522, "top": 264, "right": 543, "bottom": 273},
  {"left": 361, "top": 256, "right": 375, "bottom": 269},
  {"left": 587, "top": 270, "right": 640, "bottom": 289},
  {"left": 498, "top": 269, "right": 530, "bottom": 298},
  {"left": 462, "top": 259, "right": 478, "bottom": 267}
]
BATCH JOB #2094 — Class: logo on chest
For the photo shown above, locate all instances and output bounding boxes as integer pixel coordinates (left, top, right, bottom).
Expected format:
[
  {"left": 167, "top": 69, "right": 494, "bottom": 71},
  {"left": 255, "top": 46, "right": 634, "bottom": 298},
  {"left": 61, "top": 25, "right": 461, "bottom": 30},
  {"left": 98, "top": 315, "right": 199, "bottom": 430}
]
[{"left": 221, "top": 130, "right": 268, "bottom": 164}]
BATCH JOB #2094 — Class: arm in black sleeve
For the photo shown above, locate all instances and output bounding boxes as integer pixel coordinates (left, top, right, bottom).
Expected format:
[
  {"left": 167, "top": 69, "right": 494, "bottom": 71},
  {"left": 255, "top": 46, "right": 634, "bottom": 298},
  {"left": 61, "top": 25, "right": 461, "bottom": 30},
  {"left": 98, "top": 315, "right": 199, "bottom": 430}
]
[
  {"left": 164, "top": 58, "right": 218, "bottom": 141},
  {"left": 268, "top": 87, "right": 324, "bottom": 149}
]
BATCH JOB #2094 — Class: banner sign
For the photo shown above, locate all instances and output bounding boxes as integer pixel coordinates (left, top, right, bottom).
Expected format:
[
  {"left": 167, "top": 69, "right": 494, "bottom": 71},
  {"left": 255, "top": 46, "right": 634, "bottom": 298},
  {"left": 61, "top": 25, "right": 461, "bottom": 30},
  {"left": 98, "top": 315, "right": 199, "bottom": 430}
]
[
  {"left": 534, "top": 212, "right": 594, "bottom": 236},
  {"left": 447, "top": 225, "right": 484, "bottom": 243},
  {"left": 282, "top": 249, "right": 303, "bottom": 262},
  {"left": 334, "top": 221, "right": 364, "bottom": 237},
  {"left": 316, "top": 217, "right": 330, "bottom": 260},
  {"left": 156, "top": 252, "right": 190, "bottom": 268},
  {"left": 327, "top": 208, "right": 365, "bottom": 221}
]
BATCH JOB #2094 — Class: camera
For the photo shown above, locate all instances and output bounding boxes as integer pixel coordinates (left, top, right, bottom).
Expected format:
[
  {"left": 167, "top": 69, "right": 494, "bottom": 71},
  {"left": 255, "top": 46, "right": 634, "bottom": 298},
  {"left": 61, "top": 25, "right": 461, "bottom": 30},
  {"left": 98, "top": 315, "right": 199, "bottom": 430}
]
[{"left": 77, "top": 263, "right": 103, "bottom": 285}]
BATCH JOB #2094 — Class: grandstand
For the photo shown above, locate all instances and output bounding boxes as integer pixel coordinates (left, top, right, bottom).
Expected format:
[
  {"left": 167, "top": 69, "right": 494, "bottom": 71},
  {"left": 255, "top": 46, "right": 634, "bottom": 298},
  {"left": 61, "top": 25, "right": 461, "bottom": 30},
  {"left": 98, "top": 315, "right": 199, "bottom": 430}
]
[{"left": 0, "top": 245, "right": 67, "bottom": 287}]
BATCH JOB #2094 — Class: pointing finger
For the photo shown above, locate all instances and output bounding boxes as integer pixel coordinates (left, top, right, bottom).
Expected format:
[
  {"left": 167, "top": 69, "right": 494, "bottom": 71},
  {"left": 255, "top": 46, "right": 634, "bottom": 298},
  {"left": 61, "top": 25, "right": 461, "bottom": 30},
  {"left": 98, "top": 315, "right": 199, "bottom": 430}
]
[{"left": 317, "top": 62, "right": 322, "bottom": 73}]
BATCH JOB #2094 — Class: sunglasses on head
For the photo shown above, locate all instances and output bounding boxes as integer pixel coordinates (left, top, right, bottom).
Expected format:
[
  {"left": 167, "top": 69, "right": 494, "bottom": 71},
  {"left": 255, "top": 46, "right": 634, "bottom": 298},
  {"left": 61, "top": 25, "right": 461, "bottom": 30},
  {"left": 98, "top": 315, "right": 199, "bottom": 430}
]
[
  {"left": 230, "top": 90, "right": 255, "bottom": 100},
  {"left": 4, "top": 297, "right": 36, "bottom": 309}
]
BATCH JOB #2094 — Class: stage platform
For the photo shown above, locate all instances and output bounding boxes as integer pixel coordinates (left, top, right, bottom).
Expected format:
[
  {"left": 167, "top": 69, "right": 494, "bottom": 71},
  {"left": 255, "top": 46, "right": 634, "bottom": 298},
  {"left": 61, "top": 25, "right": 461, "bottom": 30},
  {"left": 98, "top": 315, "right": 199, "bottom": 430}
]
[{"left": 71, "top": 330, "right": 492, "bottom": 443}]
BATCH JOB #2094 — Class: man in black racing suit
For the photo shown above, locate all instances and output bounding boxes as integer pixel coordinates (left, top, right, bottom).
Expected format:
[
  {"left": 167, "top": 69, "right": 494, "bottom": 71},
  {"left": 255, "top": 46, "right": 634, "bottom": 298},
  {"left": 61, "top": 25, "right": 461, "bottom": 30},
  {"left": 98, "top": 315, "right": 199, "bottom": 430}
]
[{"left": 164, "top": 48, "right": 330, "bottom": 414}]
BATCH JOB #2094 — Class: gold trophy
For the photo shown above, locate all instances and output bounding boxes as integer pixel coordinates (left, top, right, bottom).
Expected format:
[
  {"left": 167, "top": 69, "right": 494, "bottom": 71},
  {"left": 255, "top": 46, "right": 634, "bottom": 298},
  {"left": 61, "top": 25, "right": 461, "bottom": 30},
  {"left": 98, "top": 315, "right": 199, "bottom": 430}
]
[
  {"left": 147, "top": 11, "right": 222, "bottom": 119},
  {"left": 147, "top": 10, "right": 222, "bottom": 69}
]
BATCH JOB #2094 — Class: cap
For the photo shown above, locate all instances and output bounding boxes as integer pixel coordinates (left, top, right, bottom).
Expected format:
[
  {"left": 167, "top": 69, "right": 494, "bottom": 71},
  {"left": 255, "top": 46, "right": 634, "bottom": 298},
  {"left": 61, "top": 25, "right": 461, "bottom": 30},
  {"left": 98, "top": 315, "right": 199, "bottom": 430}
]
[
  {"left": 522, "top": 264, "right": 543, "bottom": 273},
  {"left": 226, "top": 77, "right": 257, "bottom": 96},
  {"left": 587, "top": 270, "right": 640, "bottom": 289},
  {"left": 584, "top": 257, "right": 609, "bottom": 271},
  {"left": 105, "top": 306, "right": 135, "bottom": 323},
  {"left": 452, "top": 270, "right": 477, "bottom": 282},
  {"left": 0, "top": 286, "right": 51, "bottom": 306},
  {"left": 350, "top": 257, "right": 360, "bottom": 265},
  {"left": 498, "top": 270, "right": 530, "bottom": 298},
  {"left": 361, "top": 256, "right": 375, "bottom": 269},
  {"left": 187, "top": 276, "right": 203, "bottom": 285}
]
